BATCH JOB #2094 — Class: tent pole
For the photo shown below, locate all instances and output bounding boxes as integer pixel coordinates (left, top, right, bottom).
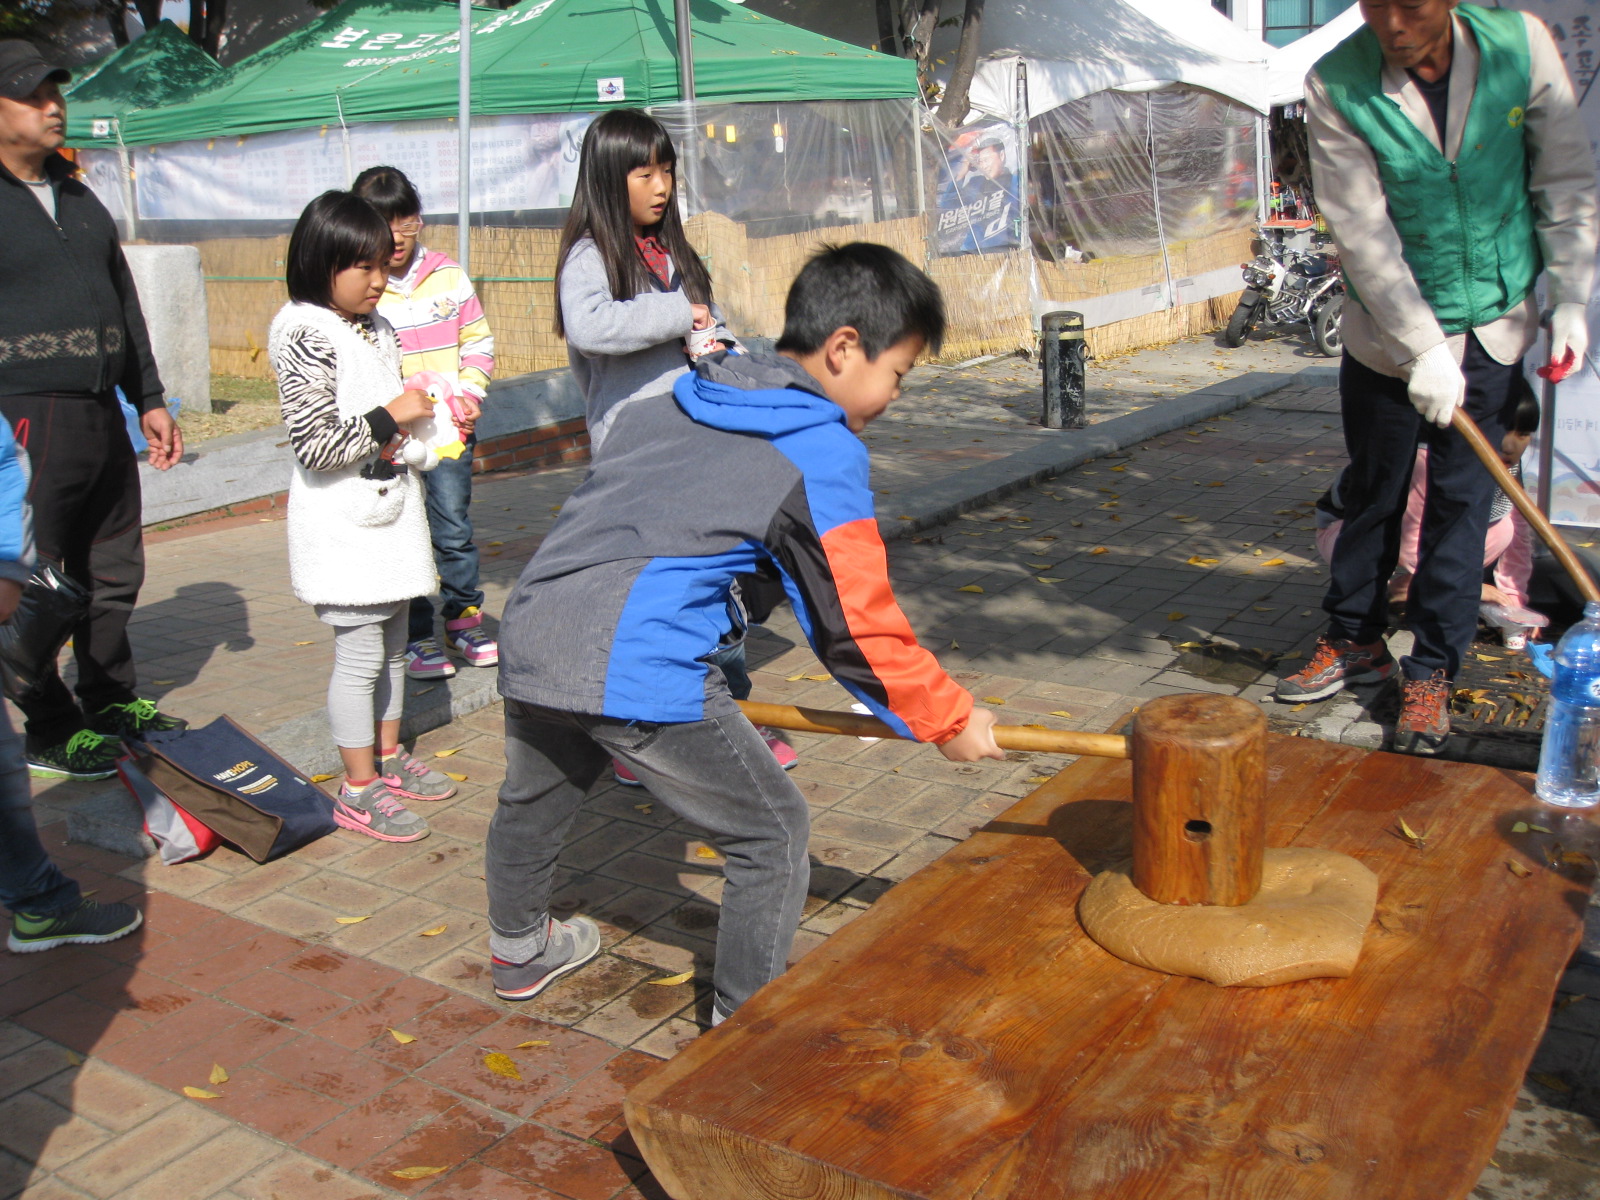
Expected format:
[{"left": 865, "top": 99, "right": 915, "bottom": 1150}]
[
  {"left": 675, "top": 0, "right": 698, "bottom": 213},
  {"left": 458, "top": 0, "right": 472, "bottom": 274},
  {"left": 113, "top": 119, "right": 137, "bottom": 242},
  {"left": 1255, "top": 114, "right": 1268, "bottom": 223},
  {"left": 335, "top": 93, "right": 353, "bottom": 186},
  {"left": 1015, "top": 59, "right": 1038, "bottom": 330}
]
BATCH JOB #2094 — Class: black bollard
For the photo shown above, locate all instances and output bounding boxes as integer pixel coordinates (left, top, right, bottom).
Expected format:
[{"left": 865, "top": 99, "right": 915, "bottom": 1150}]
[{"left": 1041, "top": 311, "right": 1086, "bottom": 429}]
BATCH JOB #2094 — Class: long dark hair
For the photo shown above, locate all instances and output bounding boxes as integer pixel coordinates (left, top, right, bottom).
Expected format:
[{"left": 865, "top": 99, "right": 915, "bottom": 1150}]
[{"left": 553, "top": 109, "right": 713, "bottom": 337}]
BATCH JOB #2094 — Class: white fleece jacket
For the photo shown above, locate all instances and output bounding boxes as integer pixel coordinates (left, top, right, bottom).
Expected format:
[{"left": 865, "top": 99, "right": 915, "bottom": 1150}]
[{"left": 267, "top": 302, "right": 436, "bottom": 608}]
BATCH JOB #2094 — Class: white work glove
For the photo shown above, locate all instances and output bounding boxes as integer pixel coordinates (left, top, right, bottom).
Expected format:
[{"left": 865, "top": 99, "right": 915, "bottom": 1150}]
[
  {"left": 1404, "top": 343, "right": 1466, "bottom": 428},
  {"left": 1550, "top": 301, "right": 1589, "bottom": 375}
]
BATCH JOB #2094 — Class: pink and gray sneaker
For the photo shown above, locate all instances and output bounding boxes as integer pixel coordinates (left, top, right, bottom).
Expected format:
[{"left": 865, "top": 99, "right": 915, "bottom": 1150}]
[
  {"left": 446, "top": 607, "right": 499, "bottom": 667},
  {"left": 379, "top": 748, "right": 459, "bottom": 801},
  {"left": 405, "top": 638, "right": 456, "bottom": 680},
  {"left": 334, "top": 778, "right": 430, "bottom": 842}
]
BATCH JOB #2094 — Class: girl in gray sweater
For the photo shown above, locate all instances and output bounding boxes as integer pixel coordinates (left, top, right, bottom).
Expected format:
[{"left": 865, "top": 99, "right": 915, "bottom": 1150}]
[{"left": 552, "top": 109, "right": 796, "bottom": 778}]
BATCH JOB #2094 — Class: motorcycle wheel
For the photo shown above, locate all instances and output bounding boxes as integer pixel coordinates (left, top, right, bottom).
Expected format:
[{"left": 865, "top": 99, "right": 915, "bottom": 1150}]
[
  {"left": 1224, "top": 296, "right": 1261, "bottom": 347},
  {"left": 1312, "top": 293, "right": 1344, "bottom": 358}
]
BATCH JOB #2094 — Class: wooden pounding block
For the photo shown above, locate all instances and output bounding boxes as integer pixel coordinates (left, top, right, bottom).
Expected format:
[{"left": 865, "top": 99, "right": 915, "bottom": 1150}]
[
  {"left": 626, "top": 738, "right": 1592, "bottom": 1200},
  {"left": 1131, "top": 693, "right": 1266, "bottom": 905}
]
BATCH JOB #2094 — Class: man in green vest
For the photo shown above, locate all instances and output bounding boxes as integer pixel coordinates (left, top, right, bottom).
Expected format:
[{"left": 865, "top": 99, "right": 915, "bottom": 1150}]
[{"left": 1276, "top": 0, "right": 1597, "bottom": 754}]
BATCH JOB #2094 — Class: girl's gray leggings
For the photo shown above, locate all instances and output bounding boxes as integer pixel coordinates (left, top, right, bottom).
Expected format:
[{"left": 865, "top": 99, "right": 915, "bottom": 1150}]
[{"left": 328, "top": 609, "right": 408, "bottom": 748}]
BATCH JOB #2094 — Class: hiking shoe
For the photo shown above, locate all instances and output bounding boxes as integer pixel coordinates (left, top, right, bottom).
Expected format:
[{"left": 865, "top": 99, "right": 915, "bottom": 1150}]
[
  {"left": 379, "top": 748, "right": 458, "bottom": 801},
  {"left": 758, "top": 727, "right": 798, "bottom": 769},
  {"left": 1394, "top": 670, "right": 1452, "bottom": 756},
  {"left": 445, "top": 607, "right": 499, "bottom": 667},
  {"left": 9, "top": 898, "right": 142, "bottom": 953},
  {"left": 405, "top": 638, "right": 457, "bottom": 680},
  {"left": 492, "top": 915, "right": 602, "bottom": 1001},
  {"left": 613, "top": 758, "right": 644, "bottom": 787},
  {"left": 333, "top": 778, "right": 430, "bottom": 842},
  {"left": 87, "top": 698, "right": 187, "bottom": 739},
  {"left": 1275, "top": 635, "right": 1396, "bottom": 702},
  {"left": 26, "top": 729, "right": 120, "bottom": 780}
]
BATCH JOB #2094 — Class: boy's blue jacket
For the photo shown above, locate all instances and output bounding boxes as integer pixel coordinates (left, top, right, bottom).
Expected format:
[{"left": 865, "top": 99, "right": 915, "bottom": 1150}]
[
  {"left": 497, "top": 352, "right": 972, "bottom": 744},
  {"left": 0, "top": 415, "right": 34, "bottom": 585}
]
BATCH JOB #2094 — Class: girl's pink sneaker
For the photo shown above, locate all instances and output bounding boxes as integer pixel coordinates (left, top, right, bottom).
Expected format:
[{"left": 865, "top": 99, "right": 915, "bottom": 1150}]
[{"left": 446, "top": 607, "right": 499, "bottom": 666}]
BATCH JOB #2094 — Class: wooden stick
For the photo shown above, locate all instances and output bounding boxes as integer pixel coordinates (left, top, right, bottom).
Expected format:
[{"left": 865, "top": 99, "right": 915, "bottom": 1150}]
[
  {"left": 1451, "top": 407, "right": 1600, "bottom": 604},
  {"left": 736, "top": 700, "right": 1130, "bottom": 759}
]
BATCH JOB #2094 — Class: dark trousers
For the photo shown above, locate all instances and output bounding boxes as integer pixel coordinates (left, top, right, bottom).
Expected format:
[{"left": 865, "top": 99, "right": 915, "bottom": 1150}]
[
  {"left": 408, "top": 436, "right": 485, "bottom": 641},
  {"left": 1324, "top": 336, "right": 1519, "bottom": 680},
  {"left": 0, "top": 392, "right": 144, "bottom": 745}
]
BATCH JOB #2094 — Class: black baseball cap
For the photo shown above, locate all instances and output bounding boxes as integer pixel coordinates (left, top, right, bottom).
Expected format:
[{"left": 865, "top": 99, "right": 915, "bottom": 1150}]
[{"left": 0, "top": 41, "right": 70, "bottom": 102}]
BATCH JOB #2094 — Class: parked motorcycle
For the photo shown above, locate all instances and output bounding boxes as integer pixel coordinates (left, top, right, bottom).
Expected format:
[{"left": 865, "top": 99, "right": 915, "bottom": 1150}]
[{"left": 1224, "top": 235, "right": 1344, "bottom": 357}]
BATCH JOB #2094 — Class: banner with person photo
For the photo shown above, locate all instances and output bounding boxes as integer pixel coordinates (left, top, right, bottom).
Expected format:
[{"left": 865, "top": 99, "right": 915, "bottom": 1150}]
[{"left": 934, "top": 120, "right": 1021, "bottom": 256}]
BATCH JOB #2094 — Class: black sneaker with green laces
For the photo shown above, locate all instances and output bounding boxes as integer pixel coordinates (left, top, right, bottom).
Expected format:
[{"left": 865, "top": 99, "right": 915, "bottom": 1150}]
[
  {"left": 26, "top": 729, "right": 121, "bottom": 780},
  {"left": 88, "top": 698, "right": 188, "bottom": 739},
  {"left": 8, "top": 898, "right": 143, "bottom": 953}
]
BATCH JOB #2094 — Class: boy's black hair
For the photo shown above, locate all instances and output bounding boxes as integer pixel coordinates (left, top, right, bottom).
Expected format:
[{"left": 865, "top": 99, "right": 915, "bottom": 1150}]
[
  {"left": 285, "top": 190, "right": 392, "bottom": 308},
  {"left": 553, "top": 108, "right": 713, "bottom": 337},
  {"left": 776, "top": 243, "right": 945, "bottom": 358},
  {"left": 1510, "top": 374, "right": 1541, "bottom": 436},
  {"left": 350, "top": 165, "right": 423, "bottom": 222}
]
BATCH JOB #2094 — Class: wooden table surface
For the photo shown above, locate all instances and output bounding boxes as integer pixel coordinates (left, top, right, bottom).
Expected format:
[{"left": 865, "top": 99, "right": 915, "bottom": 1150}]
[{"left": 627, "top": 736, "right": 1594, "bottom": 1200}]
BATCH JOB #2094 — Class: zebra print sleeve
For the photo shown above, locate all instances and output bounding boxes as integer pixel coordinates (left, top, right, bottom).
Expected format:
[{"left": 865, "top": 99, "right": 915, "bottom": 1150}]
[{"left": 275, "top": 329, "right": 383, "bottom": 472}]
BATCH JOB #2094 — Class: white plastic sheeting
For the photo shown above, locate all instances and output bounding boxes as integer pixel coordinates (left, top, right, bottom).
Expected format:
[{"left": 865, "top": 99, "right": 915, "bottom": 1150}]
[{"left": 1267, "top": 5, "right": 1364, "bottom": 106}]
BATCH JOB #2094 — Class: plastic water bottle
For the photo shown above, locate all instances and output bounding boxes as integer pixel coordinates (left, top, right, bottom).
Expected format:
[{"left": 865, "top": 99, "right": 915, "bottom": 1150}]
[{"left": 1536, "top": 600, "right": 1600, "bottom": 808}]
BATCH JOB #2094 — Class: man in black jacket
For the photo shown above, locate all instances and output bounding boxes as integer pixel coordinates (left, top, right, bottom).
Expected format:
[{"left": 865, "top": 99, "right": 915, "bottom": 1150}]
[{"left": 0, "top": 41, "right": 185, "bottom": 780}]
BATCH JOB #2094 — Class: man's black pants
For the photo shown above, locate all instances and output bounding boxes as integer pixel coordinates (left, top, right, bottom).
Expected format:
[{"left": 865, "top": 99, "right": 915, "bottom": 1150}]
[
  {"left": 1324, "top": 335, "right": 1520, "bottom": 681},
  {"left": 0, "top": 392, "right": 144, "bottom": 746}
]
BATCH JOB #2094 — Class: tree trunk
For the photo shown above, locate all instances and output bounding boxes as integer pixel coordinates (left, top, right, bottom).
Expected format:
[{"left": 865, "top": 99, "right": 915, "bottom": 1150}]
[
  {"left": 934, "top": 0, "right": 985, "bottom": 125},
  {"left": 900, "top": 0, "right": 940, "bottom": 99},
  {"left": 104, "top": 0, "right": 130, "bottom": 46},
  {"left": 133, "top": 0, "right": 163, "bottom": 30},
  {"left": 874, "top": 0, "right": 900, "bottom": 55},
  {"left": 202, "top": 0, "right": 226, "bottom": 57},
  {"left": 188, "top": 0, "right": 204, "bottom": 45}
]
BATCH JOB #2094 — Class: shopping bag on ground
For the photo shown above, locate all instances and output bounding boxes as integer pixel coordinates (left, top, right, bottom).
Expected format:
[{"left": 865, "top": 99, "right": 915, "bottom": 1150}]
[
  {"left": 0, "top": 562, "right": 90, "bottom": 702},
  {"left": 115, "top": 755, "right": 223, "bottom": 865},
  {"left": 133, "top": 716, "right": 337, "bottom": 863}
]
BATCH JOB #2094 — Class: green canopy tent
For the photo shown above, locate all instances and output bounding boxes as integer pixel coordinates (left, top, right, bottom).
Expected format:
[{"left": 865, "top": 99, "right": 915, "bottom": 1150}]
[
  {"left": 116, "top": 0, "right": 915, "bottom": 145},
  {"left": 64, "top": 20, "right": 221, "bottom": 146}
]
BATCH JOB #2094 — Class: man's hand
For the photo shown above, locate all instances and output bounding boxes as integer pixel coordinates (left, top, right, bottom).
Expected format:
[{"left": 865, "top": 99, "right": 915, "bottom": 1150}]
[
  {"left": 1405, "top": 343, "right": 1466, "bottom": 428},
  {"left": 1550, "top": 302, "right": 1589, "bottom": 375},
  {"left": 0, "top": 578, "right": 21, "bottom": 624},
  {"left": 937, "top": 707, "right": 1005, "bottom": 763},
  {"left": 141, "top": 405, "right": 184, "bottom": 470}
]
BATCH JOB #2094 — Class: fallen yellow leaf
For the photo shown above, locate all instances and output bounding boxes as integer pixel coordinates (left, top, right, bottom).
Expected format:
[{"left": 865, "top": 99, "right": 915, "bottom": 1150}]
[
  {"left": 1511, "top": 821, "right": 1530, "bottom": 833},
  {"left": 442, "top": 771, "right": 468, "bottom": 782},
  {"left": 1532, "top": 1072, "right": 1573, "bottom": 1094},
  {"left": 484, "top": 1052, "right": 522, "bottom": 1080},
  {"left": 1508, "top": 860, "right": 1533, "bottom": 878},
  {"left": 209, "top": 1063, "right": 229, "bottom": 1086},
  {"left": 1186, "top": 556, "right": 1219, "bottom": 567},
  {"left": 1050, "top": 710, "right": 1072, "bottom": 717},
  {"left": 633, "top": 803, "right": 653, "bottom": 813},
  {"left": 487, "top": 541, "right": 504, "bottom": 547},
  {"left": 1027, "top": 562, "right": 1052, "bottom": 569},
  {"left": 1531, "top": 824, "right": 1552, "bottom": 834},
  {"left": 956, "top": 584, "right": 985, "bottom": 593},
  {"left": 152, "top": 679, "right": 176, "bottom": 685},
  {"left": 804, "top": 674, "right": 831, "bottom": 681},
  {"left": 294, "top": 640, "right": 314, "bottom": 646},
  {"left": 433, "top": 747, "right": 463, "bottom": 757},
  {"left": 418, "top": 925, "right": 448, "bottom": 937},
  {"left": 1090, "top": 546, "right": 1108, "bottom": 555},
  {"left": 1555, "top": 993, "right": 1587, "bottom": 1011},
  {"left": 1476, "top": 654, "right": 1503, "bottom": 662},
  {"left": 981, "top": 696, "right": 1006, "bottom": 704},
  {"left": 650, "top": 969, "right": 695, "bottom": 986},
  {"left": 515, "top": 1040, "right": 551, "bottom": 1049},
  {"left": 1168, "top": 612, "right": 1186, "bottom": 621},
  {"left": 335, "top": 915, "right": 371, "bottom": 925},
  {"left": 1398, "top": 816, "right": 1427, "bottom": 845},
  {"left": 1261, "top": 558, "right": 1286, "bottom": 567},
  {"left": 182, "top": 1087, "right": 221, "bottom": 1100},
  {"left": 1037, "top": 576, "right": 1064, "bottom": 584},
  {"left": 64, "top": 1051, "right": 84, "bottom": 1066},
  {"left": 392, "top": 1166, "right": 449, "bottom": 1180},
  {"left": 389, "top": 1029, "right": 416, "bottom": 1044},
  {"left": 310, "top": 773, "right": 336, "bottom": 783},
  {"left": 1027, "top": 776, "right": 1052, "bottom": 784},
  {"left": 695, "top": 846, "right": 722, "bottom": 860}
]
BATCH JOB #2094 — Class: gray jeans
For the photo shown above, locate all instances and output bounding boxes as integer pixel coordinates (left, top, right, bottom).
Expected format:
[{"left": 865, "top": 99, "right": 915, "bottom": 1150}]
[
  {"left": 323, "top": 608, "right": 408, "bottom": 748},
  {"left": 488, "top": 699, "right": 811, "bottom": 1015}
]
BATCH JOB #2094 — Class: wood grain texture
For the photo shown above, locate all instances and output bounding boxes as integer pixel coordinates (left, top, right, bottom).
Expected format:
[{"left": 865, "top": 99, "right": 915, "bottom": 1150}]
[
  {"left": 626, "top": 738, "right": 1590, "bottom": 1200},
  {"left": 1130, "top": 694, "right": 1266, "bottom": 906},
  {"left": 736, "top": 700, "right": 1130, "bottom": 759}
]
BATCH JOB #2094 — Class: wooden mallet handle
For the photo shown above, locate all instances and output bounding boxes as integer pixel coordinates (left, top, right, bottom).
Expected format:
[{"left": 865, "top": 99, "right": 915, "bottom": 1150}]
[
  {"left": 1450, "top": 407, "right": 1600, "bottom": 604},
  {"left": 736, "top": 700, "right": 1129, "bottom": 759}
]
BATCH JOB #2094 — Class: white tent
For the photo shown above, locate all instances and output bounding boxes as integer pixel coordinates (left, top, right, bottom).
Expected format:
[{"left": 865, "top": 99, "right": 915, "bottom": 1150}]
[
  {"left": 962, "top": 0, "right": 1271, "bottom": 122},
  {"left": 1267, "top": 4, "right": 1364, "bottom": 106}
]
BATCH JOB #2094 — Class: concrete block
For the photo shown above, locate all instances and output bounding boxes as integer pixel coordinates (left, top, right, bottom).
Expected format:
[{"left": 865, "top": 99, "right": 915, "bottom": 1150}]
[{"left": 123, "top": 245, "right": 211, "bottom": 413}]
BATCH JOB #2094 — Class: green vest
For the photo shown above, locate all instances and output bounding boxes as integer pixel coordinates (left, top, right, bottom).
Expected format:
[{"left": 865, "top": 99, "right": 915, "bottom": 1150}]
[{"left": 1314, "top": 3, "right": 1541, "bottom": 332}]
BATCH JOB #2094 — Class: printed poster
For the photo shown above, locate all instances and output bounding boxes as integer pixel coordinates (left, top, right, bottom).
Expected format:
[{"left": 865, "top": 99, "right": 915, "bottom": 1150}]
[{"left": 933, "top": 119, "right": 1021, "bottom": 256}]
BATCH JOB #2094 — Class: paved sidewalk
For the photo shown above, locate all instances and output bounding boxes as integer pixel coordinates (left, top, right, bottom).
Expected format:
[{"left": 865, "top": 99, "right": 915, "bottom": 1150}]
[{"left": 6, "top": 340, "right": 1598, "bottom": 1200}]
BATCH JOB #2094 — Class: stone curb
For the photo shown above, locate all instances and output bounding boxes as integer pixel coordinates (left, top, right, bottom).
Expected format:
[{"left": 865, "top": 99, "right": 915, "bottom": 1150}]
[
  {"left": 876, "top": 370, "right": 1300, "bottom": 541},
  {"left": 68, "top": 366, "right": 1312, "bottom": 857}
]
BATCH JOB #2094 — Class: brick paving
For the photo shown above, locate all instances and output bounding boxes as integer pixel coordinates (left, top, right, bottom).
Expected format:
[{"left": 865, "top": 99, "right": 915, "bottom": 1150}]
[{"left": 6, "top": 346, "right": 1600, "bottom": 1199}]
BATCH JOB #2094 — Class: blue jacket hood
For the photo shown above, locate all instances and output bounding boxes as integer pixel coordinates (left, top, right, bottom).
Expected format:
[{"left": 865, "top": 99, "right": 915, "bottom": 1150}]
[{"left": 673, "top": 350, "right": 846, "bottom": 438}]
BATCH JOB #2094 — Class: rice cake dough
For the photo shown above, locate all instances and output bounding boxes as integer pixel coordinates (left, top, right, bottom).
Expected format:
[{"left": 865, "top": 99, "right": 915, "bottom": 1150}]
[{"left": 1078, "top": 847, "right": 1379, "bottom": 987}]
